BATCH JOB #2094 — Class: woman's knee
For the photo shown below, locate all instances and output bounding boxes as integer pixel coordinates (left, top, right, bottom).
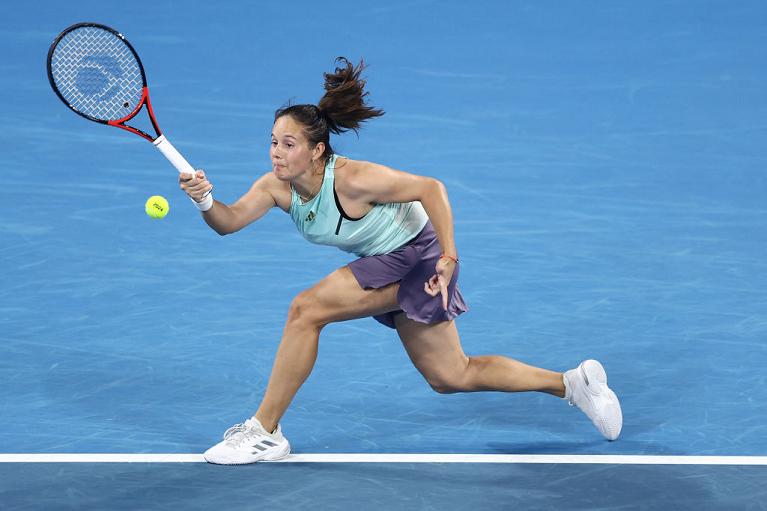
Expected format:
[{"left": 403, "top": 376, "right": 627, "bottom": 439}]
[
  {"left": 286, "top": 288, "right": 330, "bottom": 327},
  {"left": 424, "top": 366, "right": 470, "bottom": 394},
  {"left": 427, "top": 378, "right": 460, "bottom": 394}
]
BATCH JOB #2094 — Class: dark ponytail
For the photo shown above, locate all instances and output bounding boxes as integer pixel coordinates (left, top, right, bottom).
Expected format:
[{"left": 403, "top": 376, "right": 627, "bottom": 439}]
[
  {"left": 318, "top": 57, "right": 384, "bottom": 135},
  {"left": 274, "top": 57, "right": 384, "bottom": 164}
]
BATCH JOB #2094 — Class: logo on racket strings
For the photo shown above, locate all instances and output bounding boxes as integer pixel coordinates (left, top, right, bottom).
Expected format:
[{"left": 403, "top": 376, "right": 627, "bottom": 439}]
[{"left": 74, "top": 55, "right": 125, "bottom": 104}]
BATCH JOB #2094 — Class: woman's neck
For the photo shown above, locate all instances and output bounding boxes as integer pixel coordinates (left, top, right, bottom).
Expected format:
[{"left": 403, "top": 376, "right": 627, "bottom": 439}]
[{"left": 291, "top": 159, "right": 325, "bottom": 202}]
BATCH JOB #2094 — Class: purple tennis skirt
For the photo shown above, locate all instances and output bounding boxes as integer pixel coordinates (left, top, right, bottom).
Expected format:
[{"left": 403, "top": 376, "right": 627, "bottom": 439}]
[{"left": 348, "top": 221, "right": 468, "bottom": 329}]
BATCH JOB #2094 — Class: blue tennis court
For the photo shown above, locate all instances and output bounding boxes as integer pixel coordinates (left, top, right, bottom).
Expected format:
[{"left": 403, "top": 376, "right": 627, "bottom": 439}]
[{"left": 1, "top": 1, "right": 766, "bottom": 509}]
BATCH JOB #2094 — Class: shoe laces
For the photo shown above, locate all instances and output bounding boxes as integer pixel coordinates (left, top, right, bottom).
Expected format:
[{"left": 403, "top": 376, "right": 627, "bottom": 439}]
[{"left": 222, "top": 420, "right": 265, "bottom": 447}]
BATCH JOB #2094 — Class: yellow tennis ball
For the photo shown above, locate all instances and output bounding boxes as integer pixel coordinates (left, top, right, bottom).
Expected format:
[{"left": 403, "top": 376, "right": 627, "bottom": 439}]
[{"left": 145, "top": 195, "right": 169, "bottom": 219}]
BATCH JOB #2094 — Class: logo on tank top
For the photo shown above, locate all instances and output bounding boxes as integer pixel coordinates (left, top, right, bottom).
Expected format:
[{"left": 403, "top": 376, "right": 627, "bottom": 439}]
[{"left": 305, "top": 211, "right": 316, "bottom": 222}]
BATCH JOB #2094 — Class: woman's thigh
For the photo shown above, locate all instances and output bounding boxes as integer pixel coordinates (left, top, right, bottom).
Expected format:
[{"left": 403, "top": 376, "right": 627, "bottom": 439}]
[
  {"left": 297, "top": 266, "right": 401, "bottom": 325},
  {"left": 393, "top": 314, "right": 469, "bottom": 386}
]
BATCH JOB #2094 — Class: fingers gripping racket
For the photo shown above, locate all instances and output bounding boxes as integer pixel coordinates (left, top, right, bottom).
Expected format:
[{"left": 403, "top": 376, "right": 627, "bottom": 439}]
[{"left": 46, "top": 22, "right": 198, "bottom": 180}]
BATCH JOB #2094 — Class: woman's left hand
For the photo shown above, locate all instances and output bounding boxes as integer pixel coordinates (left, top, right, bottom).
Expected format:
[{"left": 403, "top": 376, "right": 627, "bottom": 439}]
[{"left": 424, "top": 257, "right": 456, "bottom": 311}]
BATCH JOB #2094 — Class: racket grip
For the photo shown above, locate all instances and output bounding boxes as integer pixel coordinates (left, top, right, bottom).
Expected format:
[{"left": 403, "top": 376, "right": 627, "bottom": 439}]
[{"left": 153, "top": 135, "right": 196, "bottom": 177}]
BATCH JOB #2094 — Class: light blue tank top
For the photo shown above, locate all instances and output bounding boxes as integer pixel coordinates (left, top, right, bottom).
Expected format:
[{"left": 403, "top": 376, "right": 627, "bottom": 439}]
[{"left": 288, "top": 155, "right": 429, "bottom": 257}]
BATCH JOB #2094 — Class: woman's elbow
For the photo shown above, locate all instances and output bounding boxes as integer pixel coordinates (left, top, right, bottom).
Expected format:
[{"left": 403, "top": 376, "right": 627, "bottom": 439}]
[
  {"left": 428, "top": 177, "right": 447, "bottom": 196},
  {"left": 203, "top": 217, "right": 236, "bottom": 236},
  {"left": 214, "top": 223, "right": 242, "bottom": 236}
]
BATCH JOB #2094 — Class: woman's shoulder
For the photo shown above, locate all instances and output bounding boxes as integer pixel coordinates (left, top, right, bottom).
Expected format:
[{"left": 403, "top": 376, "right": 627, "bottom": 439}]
[
  {"left": 333, "top": 157, "right": 370, "bottom": 186},
  {"left": 334, "top": 157, "right": 394, "bottom": 196},
  {"left": 333, "top": 157, "right": 362, "bottom": 192},
  {"left": 256, "top": 170, "right": 292, "bottom": 211}
]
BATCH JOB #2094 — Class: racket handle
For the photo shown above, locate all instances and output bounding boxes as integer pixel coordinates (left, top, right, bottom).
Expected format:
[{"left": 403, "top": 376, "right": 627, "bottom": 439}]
[{"left": 153, "top": 135, "right": 196, "bottom": 177}]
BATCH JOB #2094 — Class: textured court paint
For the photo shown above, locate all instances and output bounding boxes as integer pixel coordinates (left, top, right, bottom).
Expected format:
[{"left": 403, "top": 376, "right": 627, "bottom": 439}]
[
  {"left": 1, "top": 0, "right": 766, "bottom": 508},
  {"left": 1, "top": 463, "right": 766, "bottom": 510}
]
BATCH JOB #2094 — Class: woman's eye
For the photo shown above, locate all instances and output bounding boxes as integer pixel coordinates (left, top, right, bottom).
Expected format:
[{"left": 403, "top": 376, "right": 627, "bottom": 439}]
[{"left": 286, "top": 144, "right": 294, "bottom": 148}]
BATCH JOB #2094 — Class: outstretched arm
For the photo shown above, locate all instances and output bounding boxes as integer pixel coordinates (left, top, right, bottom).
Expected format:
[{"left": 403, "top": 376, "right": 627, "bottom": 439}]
[{"left": 180, "top": 171, "right": 278, "bottom": 235}]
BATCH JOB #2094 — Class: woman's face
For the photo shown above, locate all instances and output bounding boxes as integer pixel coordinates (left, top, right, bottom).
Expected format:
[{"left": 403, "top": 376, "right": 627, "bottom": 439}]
[{"left": 270, "top": 115, "right": 321, "bottom": 181}]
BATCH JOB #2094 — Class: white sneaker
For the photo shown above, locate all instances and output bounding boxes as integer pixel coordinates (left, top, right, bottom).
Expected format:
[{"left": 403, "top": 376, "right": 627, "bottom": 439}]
[
  {"left": 563, "top": 359, "right": 623, "bottom": 441},
  {"left": 204, "top": 417, "right": 291, "bottom": 465}
]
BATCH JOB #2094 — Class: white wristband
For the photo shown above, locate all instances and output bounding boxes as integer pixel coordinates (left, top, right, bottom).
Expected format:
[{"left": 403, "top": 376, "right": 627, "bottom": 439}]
[{"left": 191, "top": 192, "right": 214, "bottom": 212}]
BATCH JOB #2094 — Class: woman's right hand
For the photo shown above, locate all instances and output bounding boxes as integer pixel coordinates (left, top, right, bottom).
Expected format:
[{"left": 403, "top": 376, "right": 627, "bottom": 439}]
[{"left": 179, "top": 170, "right": 214, "bottom": 203}]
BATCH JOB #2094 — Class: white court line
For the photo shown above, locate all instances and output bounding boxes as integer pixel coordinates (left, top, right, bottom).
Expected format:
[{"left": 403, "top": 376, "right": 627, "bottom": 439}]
[{"left": 0, "top": 454, "right": 766, "bottom": 465}]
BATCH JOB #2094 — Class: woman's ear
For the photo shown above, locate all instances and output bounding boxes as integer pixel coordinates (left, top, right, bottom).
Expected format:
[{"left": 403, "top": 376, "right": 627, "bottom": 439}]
[{"left": 312, "top": 142, "right": 326, "bottom": 161}]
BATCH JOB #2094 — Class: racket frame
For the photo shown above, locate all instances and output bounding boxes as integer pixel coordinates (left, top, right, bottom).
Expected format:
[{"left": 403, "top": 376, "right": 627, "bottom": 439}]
[
  {"left": 47, "top": 22, "right": 198, "bottom": 177},
  {"left": 46, "top": 22, "right": 161, "bottom": 142}
]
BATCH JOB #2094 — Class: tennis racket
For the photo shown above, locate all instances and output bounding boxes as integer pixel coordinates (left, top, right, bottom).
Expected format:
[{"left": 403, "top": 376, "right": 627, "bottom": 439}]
[{"left": 46, "top": 22, "right": 198, "bottom": 180}]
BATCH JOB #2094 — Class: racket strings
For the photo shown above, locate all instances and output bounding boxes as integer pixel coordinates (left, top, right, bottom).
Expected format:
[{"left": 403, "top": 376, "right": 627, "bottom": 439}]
[{"left": 50, "top": 26, "right": 143, "bottom": 121}]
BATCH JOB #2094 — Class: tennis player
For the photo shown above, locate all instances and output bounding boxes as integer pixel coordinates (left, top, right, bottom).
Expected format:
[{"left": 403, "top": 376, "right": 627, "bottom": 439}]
[{"left": 180, "top": 58, "right": 623, "bottom": 465}]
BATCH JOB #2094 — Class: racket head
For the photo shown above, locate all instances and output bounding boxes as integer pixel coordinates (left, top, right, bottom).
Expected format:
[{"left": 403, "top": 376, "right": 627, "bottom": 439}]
[{"left": 47, "top": 23, "right": 148, "bottom": 125}]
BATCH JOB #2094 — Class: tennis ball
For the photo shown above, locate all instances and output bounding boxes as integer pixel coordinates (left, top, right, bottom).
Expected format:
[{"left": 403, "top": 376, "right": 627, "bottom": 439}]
[{"left": 145, "top": 195, "right": 169, "bottom": 219}]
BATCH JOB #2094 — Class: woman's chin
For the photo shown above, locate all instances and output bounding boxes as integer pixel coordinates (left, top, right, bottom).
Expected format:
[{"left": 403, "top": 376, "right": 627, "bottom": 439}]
[{"left": 273, "top": 166, "right": 290, "bottom": 179}]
